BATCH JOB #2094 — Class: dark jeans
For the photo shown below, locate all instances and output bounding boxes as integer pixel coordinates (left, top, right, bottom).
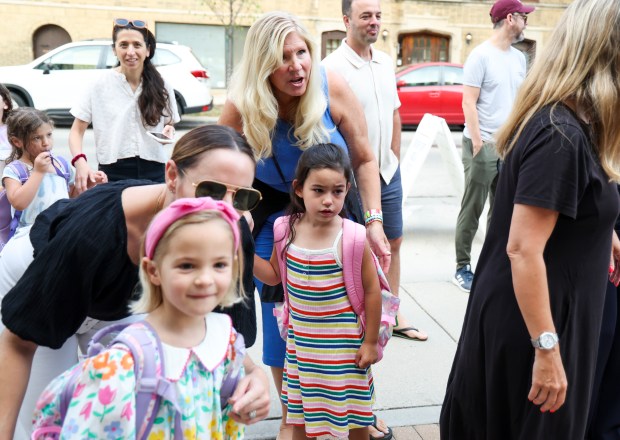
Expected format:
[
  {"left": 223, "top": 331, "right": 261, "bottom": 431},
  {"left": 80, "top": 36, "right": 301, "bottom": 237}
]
[{"left": 99, "top": 157, "right": 165, "bottom": 183}]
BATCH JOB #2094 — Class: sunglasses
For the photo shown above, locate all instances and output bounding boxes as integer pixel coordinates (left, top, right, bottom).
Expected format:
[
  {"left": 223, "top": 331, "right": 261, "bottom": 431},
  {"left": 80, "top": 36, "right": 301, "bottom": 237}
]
[
  {"left": 192, "top": 180, "right": 262, "bottom": 211},
  {"left": 113, "top": 18, "right": 148, "bottom": 29},
  {"left": 512, "top": 13, "right": 528, "bottom": 24}
]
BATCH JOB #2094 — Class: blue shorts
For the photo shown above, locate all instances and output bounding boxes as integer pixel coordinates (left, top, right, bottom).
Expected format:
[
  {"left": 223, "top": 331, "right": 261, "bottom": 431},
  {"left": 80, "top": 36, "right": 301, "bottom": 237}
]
[
  {"left": 254, "top": 211, "right": 287, "bottom": 368},
  {"left": 381, "top": 165, "right": 403, "bottom": 240}
]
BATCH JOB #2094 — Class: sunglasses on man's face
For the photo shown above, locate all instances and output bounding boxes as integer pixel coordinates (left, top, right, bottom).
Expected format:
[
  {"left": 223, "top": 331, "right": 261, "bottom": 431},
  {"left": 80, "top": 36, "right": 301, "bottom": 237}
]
[
  {"left": 113, "top": 18, "right": 148, "bottom": 29},
  {"left": 192, "top": 180, "right": 262, "bottom": 211},
  {"left": 511, "top": 13, "right": 528, "bottom": 24}
]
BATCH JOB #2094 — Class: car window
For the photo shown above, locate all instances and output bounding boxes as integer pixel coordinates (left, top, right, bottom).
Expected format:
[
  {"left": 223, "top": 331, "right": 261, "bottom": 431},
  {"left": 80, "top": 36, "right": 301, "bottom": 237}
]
[
  {"left": 151, "top": 49, "right": 181, "bottom": 67},
  {"left": 399, "top": 66, "right": 440, "bottom": 87},
  {"left": 36, "top": 46, "right": 102, "bottom": 71},
  {"left": 443, "top": 66, "right": 463, "bottom": 86},
  {"left": 104, "top": 45, "right": 117, "bottom": 69}
]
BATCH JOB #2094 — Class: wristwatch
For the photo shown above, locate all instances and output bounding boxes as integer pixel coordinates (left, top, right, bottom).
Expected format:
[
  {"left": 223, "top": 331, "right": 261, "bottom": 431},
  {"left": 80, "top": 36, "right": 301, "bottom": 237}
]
[{"left": 531, "top": 332, "right": 559, "bottom": 350}]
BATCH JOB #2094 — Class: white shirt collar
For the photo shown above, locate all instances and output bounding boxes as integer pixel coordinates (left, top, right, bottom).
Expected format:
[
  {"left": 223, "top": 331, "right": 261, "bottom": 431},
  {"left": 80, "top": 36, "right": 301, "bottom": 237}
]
[
  {"left": 161, "top": 313, "right": 233, "bottom": 381},
  {"left": 340, "top": 38, "right": 378, "bottom": 68}
]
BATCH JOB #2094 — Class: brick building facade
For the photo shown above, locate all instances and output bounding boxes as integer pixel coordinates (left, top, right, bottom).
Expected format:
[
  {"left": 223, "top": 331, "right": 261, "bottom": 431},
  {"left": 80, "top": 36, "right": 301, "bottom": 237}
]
[{"left": 0, "top": 0, "right": 570, "bottom": 88}]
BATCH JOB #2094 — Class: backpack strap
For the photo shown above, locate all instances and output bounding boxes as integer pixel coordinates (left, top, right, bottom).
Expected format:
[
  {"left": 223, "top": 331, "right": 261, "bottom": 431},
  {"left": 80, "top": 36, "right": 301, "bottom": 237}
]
[
  {"left": 51, "top": 155, "right": 71, "bottom": 190},
  {"left": 6, "top": 161, "right": 30, "bottom": 184},
  {"left": 3, "top": 161, "right": 31, "bottom": 240},
  {"left": 272, "top": 215, "right": 292, "bottom": 334},
  {"left": 113, "top": 321, "right": 182, "bottom": 440},
  {"left": 342, "top": 218, "right": 368, "bottom": 321},
  {"left": 87, "top": 321, "right": 182, "bottom": 440},
  {"left": 218, "top": 326, "right": 246, "bottom": 409}
]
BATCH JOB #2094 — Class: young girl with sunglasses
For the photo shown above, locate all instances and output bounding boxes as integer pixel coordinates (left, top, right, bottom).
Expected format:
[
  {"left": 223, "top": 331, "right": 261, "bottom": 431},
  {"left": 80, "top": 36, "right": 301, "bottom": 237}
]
[
  {"left": 0, "top": 125, "right": 268, "bottom": 439},
  {"left": 254, "top": 143, "right": 382, "bottom": 439},
  {"left": 0, "top": 108, "right": 105, "bottom": 249},
  {"left": 69, "top": 18, "right": 179, "bottom": 190},
  {"left": 33, "top": 198, "right": 249, "bottom": 439}
]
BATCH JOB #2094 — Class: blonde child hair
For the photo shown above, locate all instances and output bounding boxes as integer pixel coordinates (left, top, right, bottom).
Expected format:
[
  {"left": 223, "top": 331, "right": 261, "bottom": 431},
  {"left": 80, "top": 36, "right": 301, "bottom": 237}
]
[{"left": 133, "top": 209, "right": 245, "bottom": 314}]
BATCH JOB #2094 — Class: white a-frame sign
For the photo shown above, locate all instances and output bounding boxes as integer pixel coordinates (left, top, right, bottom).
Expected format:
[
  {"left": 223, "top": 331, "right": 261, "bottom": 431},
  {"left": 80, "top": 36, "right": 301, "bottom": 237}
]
[{"left": 400, "top": 113, "right": 464, "bottom": 218}]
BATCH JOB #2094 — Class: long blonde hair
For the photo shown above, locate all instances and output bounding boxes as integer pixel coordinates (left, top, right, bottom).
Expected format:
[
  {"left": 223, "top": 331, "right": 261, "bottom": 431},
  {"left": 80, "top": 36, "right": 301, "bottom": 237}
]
[
  {"left": 496, "top": 0, "right": 620, "bottom": 181},
  {"left": 228, "top": 11, "right": 329, "bottom": 159}
]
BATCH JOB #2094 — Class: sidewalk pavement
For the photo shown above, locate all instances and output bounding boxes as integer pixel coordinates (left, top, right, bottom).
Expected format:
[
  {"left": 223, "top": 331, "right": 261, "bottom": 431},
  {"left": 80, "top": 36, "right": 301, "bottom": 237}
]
[{"left": 245, "top": 134, "right": 487, "bottom": 440}]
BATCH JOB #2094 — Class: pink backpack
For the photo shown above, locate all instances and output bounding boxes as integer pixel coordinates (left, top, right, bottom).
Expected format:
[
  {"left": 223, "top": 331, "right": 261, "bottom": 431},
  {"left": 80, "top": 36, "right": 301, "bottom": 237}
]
[{"left": 272, "top": 215, "right": 400, "bottom": 361}]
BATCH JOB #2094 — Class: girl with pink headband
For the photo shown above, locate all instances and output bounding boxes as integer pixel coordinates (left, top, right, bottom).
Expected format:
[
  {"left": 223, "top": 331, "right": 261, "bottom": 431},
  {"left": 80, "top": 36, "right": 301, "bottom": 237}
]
[{"left": 34, "top": 197, "right": 252, "bottom": 438}]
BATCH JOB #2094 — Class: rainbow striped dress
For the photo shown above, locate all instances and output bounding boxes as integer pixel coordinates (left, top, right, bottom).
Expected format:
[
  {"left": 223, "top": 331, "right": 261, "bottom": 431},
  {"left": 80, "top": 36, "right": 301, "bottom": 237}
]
[{"left": 281, "top": 230, "right": 375, "bottom": 438}]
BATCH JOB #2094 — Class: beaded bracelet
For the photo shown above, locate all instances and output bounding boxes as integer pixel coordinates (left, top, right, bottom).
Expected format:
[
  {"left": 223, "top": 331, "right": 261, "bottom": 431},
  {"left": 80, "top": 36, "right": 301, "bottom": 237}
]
[
  {"left": 365, "top": 216, "right": 383, "bottom": 226},
  {"left": 71, "top": 153, "right": 87, "bottom": 167},
  {"left": 364, "top": 209, "right": 383, "bottom": 226}
]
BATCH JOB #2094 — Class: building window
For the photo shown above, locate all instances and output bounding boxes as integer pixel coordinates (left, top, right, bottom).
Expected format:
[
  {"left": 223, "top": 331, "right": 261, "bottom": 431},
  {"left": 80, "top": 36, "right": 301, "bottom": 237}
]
[
  {"left": 321, "top": 30, "right": 346, "bottom": 59},
  {"left": 398, "top": 32, "right": 450, "bottom": 66}
]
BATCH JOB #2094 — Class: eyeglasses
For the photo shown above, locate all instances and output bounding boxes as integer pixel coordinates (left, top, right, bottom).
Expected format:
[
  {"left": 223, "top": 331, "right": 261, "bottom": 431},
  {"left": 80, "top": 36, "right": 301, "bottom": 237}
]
[
  {"left": 192, "top": 180, "right": 262, "bottom": 211},
  {"left": 512, "top": 13, "right": 528, "bottom": 24},
  {"left": 113, "top": 18, "right": 148, "bottom": 29}
]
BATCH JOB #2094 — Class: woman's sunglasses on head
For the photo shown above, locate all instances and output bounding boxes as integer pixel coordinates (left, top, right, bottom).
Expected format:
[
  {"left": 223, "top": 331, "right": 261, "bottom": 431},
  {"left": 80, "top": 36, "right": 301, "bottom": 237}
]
[
  {"left": 192, "top": 180, "right": 262, "bottom": 211},
  {"left": 113, "top": 18, "right": 148, "bottom": 29}
]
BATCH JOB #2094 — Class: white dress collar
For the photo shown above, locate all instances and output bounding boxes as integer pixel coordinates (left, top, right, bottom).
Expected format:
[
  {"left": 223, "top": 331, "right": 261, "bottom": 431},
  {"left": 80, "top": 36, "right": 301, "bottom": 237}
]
[{"left": 161, "top": 313, "right": 233, "bottom": 381}]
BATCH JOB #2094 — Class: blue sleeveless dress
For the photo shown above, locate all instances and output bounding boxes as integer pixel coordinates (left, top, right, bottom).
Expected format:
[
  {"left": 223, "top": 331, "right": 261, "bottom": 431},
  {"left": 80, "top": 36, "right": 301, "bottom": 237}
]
[{"left": 255, "top": 67, "right": 348, "bottom": 367}]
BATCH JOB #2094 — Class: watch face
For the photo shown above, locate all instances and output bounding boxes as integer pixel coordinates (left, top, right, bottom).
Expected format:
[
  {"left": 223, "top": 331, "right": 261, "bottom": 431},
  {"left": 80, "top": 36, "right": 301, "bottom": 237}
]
[{"left": 541, "top": 333, "right": 556, "bottom": 349}]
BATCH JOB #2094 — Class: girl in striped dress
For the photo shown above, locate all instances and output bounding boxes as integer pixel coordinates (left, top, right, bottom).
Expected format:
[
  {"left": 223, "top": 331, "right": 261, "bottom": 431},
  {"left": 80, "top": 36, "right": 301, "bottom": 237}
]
[{"left": 254, "top": 143, "right": 383, "bottom": 439}]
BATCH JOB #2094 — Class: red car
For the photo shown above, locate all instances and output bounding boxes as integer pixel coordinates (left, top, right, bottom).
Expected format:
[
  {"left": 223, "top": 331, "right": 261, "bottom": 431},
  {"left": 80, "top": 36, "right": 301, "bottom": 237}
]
[{"left": 396, "top": 62, "right": 465, "bottom": 126}]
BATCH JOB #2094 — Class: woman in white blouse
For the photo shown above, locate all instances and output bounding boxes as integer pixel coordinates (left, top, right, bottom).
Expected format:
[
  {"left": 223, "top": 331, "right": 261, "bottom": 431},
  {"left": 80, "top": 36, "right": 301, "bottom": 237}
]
[{"left": 69, "top": 19, "right": 179, "bottom": 192}]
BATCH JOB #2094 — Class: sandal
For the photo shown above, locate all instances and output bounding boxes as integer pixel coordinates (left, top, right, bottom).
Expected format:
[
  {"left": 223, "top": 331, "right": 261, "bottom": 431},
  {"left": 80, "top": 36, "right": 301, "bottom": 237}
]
[{"left": 369, "top": 414, "right": 393, "bottom": 440}]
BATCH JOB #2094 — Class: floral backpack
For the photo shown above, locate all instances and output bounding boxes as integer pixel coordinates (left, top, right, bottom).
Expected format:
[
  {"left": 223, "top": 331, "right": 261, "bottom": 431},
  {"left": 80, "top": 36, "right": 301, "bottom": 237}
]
[
  {"left": 31, "top": 321, "right": 243, "bottom": 440},
  {"left": 271, "top": 215, "right": 400, "bottom": 361}
]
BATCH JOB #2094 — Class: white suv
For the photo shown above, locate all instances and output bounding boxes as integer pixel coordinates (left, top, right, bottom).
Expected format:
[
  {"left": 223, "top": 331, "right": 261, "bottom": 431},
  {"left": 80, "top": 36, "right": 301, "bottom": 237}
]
[{"left": 0, "top": 40, "right": 213, "bottom": 121}]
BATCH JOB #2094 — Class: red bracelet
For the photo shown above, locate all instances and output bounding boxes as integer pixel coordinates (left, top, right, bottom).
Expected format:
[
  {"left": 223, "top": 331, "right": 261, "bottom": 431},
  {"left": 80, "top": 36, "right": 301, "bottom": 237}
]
[{"left": 71, "top": 153, "right": 87, "bottom": 167}]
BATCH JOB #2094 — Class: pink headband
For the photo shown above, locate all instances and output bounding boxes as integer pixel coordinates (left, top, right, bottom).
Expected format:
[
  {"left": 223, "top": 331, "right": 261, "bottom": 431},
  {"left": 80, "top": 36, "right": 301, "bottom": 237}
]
[{"left": 145, "top": 197, "right": 241, "bottom": 259}]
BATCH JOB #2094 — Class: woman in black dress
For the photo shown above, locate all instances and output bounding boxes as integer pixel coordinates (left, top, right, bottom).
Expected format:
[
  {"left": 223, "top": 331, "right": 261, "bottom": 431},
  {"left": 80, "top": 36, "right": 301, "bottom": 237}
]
[
  {"left": 0, "top": 125, "right": 269, "bottom": 438},
  {"left": 440, "top": 1, "right": 620, "bottom": 438}
]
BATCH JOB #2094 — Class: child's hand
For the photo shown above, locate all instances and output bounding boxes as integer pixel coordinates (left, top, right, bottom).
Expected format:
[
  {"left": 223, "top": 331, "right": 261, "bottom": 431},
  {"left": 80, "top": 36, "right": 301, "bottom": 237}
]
[
  {"left": 33, "top": 151, "right": 52, "bottom": 174},
  {"left": 355, "top": 341, "right": 378, "bottom": 369}
]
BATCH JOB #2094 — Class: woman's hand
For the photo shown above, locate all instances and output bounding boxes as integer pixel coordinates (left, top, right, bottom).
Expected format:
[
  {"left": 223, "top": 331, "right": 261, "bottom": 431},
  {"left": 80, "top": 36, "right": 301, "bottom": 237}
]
[
  {"left": 86, "top": 170, "right": 108, "bottom": 189},
  {"left": 228, "top": 356, "right": 270, "bottom": 424},
  {"left": 355, "top": 341, "right": 378, "bottom": 369},
  {"left": 73, "top": 160, "right": 96, "bottom": 194},
  {"left": 367, "top": 221, "right": 391, "bottom": 272},
  {"left": 528, "top": 347, "right": 567, "bottom": 413},
  {"left": 162, "top": 124, "right": 175, "bottom": 139}
]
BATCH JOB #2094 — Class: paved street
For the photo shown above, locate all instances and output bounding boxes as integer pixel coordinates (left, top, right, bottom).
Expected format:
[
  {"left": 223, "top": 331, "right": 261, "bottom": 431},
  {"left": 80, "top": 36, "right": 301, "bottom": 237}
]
[{"left": 51, "top": 122, "right": 483, "bottom": 440}]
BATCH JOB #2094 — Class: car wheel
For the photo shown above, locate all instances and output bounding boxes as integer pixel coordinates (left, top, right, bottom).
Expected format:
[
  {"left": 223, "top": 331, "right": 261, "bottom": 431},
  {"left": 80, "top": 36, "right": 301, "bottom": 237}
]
[{"left": 10, "top": 91, "right": 28, "bottom": 108}]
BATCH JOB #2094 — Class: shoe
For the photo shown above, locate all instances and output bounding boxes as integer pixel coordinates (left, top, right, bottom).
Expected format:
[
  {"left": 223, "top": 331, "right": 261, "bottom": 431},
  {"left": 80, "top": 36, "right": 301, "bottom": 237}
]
[
  {"left": 369, "top": 414, "right": 393, "bottom": 440},
  {"left": 392, "top": 326, "right": 428, "bottom": 341},
  {"left": 453, "top": 264, "right": 474, "bottom": 292}
]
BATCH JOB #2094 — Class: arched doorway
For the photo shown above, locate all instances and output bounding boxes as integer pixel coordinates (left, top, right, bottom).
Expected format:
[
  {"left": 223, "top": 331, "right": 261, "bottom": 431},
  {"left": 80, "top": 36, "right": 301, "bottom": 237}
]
[{"left": 33, "top": 25, "right": 71, "bottom": 59}]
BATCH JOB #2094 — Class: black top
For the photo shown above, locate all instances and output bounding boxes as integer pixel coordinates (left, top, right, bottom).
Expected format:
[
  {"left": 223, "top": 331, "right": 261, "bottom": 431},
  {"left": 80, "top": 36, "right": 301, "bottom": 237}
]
[
  {"left": 2, "top": 180, "right": 256, "bottom": 349},
  {"left": 440, "top": 105, "right": 620, "bottom": 439}
]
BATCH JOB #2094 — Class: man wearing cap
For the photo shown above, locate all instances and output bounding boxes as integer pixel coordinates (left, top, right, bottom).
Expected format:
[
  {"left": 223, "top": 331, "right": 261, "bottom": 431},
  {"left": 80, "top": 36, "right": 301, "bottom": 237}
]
[{"left": 452, "top": 0, "right": 535, "bottom": 293}]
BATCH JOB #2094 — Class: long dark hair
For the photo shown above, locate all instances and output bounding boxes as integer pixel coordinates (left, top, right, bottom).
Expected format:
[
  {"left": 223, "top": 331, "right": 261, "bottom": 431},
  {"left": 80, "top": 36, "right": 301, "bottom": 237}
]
[
  {"left": 112, "top": 24, "right": 173, "bottom": 127},
  {"left": 283, "top": 143, "right": 352, "bottom": 256},
  {"left": 0, "top": 84, "right": 13, "bottom": 124}
]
